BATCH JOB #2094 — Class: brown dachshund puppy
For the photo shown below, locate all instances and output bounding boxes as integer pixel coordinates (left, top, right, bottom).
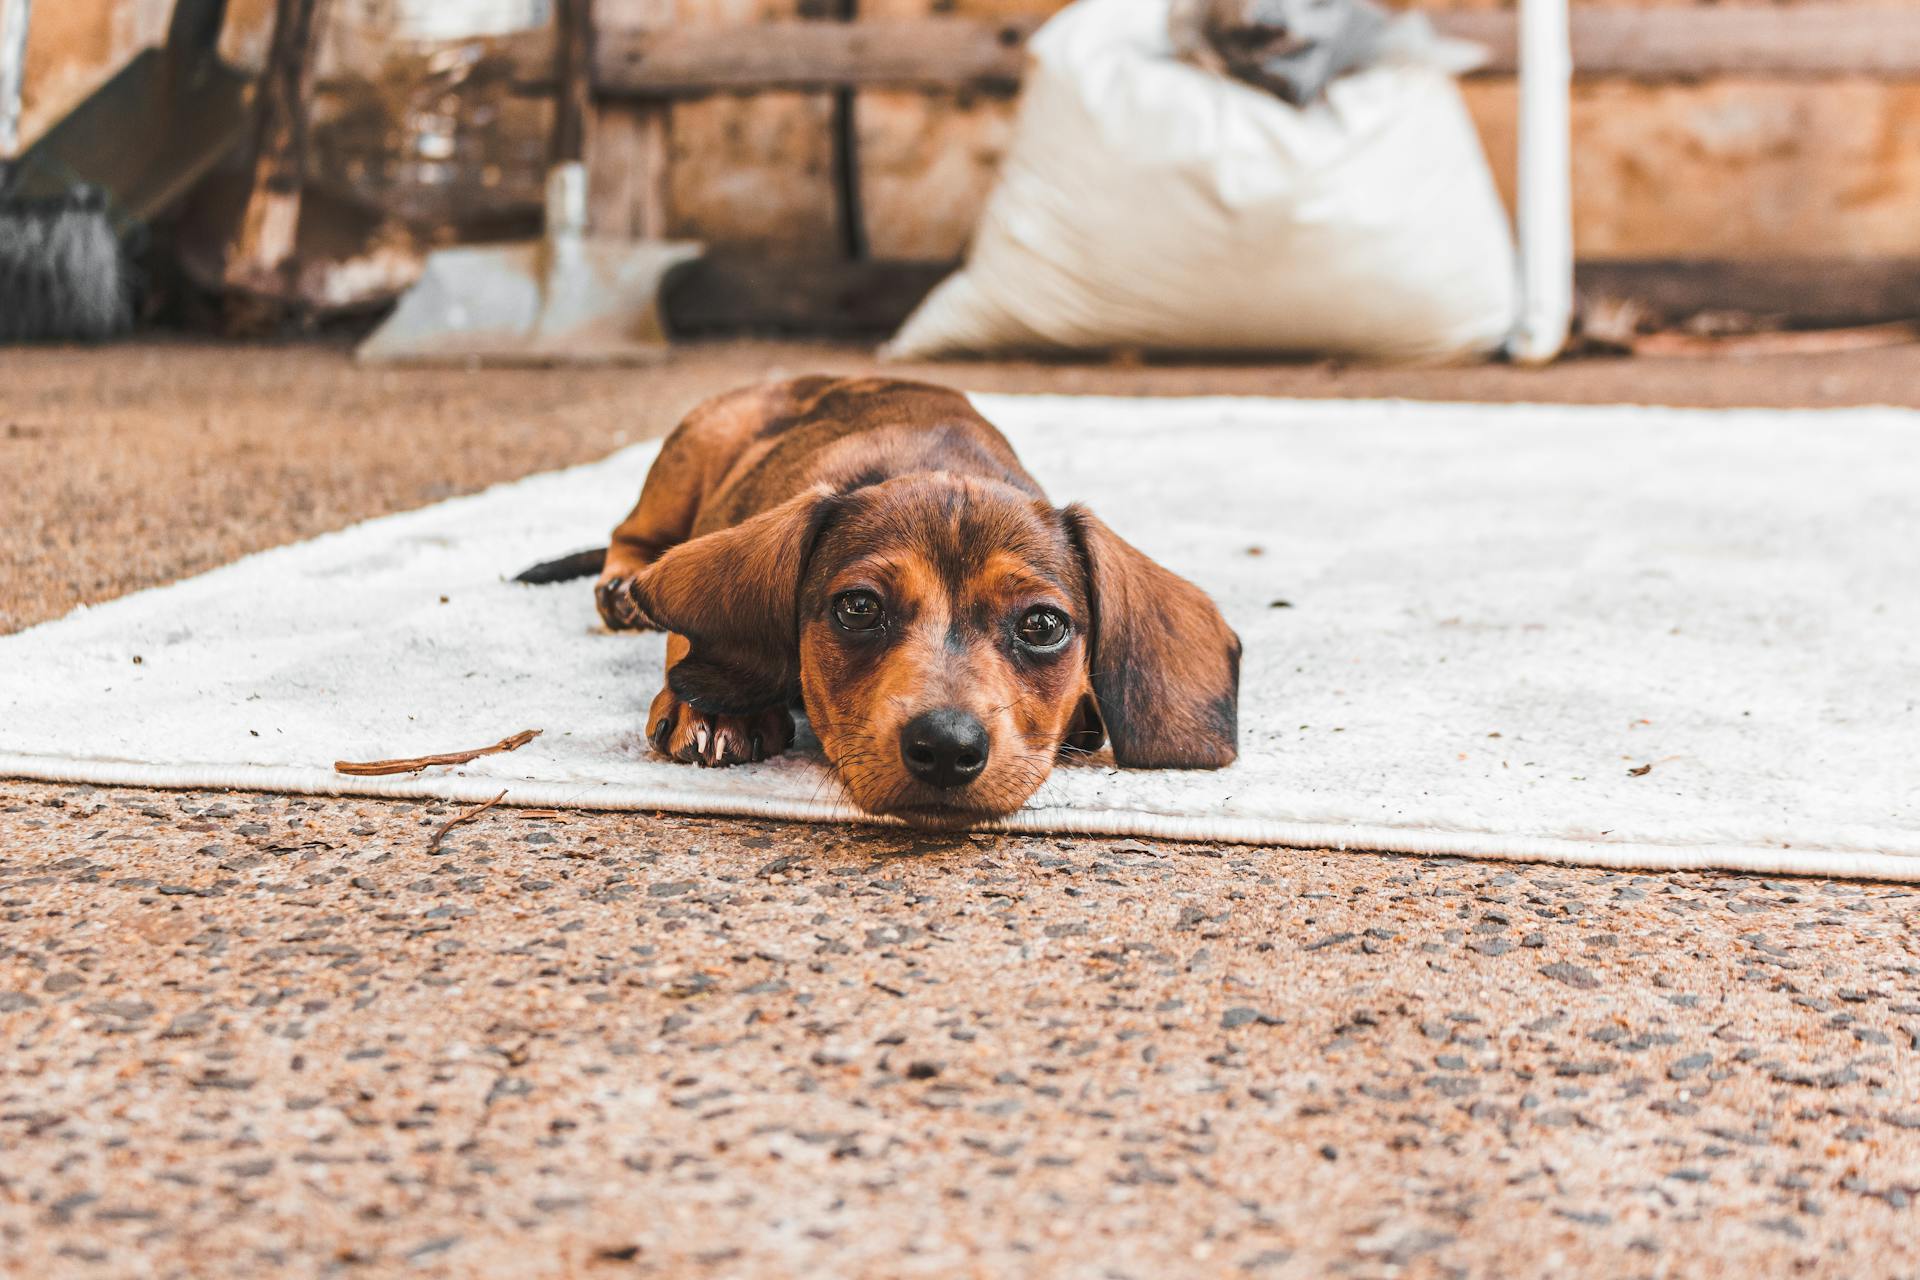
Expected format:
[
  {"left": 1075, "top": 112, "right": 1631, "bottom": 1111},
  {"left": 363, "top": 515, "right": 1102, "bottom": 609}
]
[{"left": 527, "top": 376, "right": 1240, "bottom": 829}]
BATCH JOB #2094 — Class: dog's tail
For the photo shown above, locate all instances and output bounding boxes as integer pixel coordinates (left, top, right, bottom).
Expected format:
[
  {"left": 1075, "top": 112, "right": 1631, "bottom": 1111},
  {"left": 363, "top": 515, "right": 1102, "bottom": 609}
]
[{"left": 514, "top": 547, "right": 607, "bottom": 584}]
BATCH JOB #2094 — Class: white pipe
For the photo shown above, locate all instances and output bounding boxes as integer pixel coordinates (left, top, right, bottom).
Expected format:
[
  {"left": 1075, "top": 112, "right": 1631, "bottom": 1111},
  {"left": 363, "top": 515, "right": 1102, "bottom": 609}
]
[
  {"left": 1510, "top": 0, "right": 1573, "bottom": 364},
  {"left": 0, "top": 0, "right": 30, "bottom": 160}
]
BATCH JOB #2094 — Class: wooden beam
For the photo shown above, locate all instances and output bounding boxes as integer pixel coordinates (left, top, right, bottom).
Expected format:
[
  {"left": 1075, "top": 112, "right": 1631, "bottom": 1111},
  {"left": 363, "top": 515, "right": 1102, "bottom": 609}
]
[
  {"left": 663, "top": 252, "right": 951, "bottom": 337},
  {"left": 1437, "top": 7, "right": 1920, "bottom": 78},
  {"left": 585, "top": 0, "right": 673, "bottom": 239},
  {"left": 588, "top": 104, "right": 670, "bottom": 238},
  {"left": 545, "top": 7, "right": 1920, "bottom": 97},
  {"left": 662, "top": 255, "right": 1920, "bottom": 337},
  {"left": 1578, "top": 259, "right": 1920, "bottom": 328},
  {"left": 484, "top": 7, "right": 1920, "bottom": 98},
  {"left": 550, "top": 0, "right": 593, "bottom": 165},
  {"left": 225, "top": 0, "right": 330, "bottom": 290},
  {"left": 483, "top": 7, "right": 1920, "bottom": 98},
  {"left": 592, "top": 17, "right": 1040, "bottom": 97}
]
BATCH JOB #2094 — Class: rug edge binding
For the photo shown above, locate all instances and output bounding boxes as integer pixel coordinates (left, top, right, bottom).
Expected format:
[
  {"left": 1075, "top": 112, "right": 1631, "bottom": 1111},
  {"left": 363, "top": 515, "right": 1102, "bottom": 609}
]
[{"left": 4, "top": 754, "right": 1914, "bottom": 884}]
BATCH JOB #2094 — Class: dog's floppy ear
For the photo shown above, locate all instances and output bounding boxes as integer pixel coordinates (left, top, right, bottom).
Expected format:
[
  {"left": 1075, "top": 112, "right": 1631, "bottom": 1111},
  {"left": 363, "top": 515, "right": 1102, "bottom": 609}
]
[
  {"left": 1062, "top": 691, "right": 1107, "bottom": 756},
  {"left": 632, "top": 486, "right": 838, "bottom": 715},
  {"left": 1064, "top": 505, "right": 1240, "bottom": 769}
]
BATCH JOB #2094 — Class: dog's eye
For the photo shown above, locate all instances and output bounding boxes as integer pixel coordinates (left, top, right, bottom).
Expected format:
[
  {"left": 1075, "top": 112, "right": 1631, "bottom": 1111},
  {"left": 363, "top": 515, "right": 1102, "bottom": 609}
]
[
  {"left": 833, "top": 590, "right": 885, "bottom": 632},
  {"left": 1016, "top": 607, "right": 1071, "bottom": 650}
]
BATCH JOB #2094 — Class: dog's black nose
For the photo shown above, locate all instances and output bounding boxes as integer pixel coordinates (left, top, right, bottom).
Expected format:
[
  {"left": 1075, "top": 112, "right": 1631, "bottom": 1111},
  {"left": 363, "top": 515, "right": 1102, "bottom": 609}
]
[{"left": 900, "top": 709, "right": 989, "bottom": 789}]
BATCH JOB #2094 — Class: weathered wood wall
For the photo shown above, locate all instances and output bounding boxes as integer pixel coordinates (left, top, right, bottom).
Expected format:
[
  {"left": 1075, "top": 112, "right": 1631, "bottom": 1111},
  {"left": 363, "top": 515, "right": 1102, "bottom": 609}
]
[
  {"left": 652, "top": 0, "right": 1920, "bottom": 266},
  {"left": 1464, "top": 76, "right": 1920, "bottom": 261}
]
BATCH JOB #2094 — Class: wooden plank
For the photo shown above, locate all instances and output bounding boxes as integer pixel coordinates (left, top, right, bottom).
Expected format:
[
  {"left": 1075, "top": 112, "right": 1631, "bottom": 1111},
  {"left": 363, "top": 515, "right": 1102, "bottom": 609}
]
[
  {"left": 1460, "top": 79, "right": 1920, "bottom": 263},
  {"left": 585, "top": 0, "right": 673, "bottom": 239},
  {"left": 825, "top": 0, "right": 866, "bottom": 260},
  {"left": 1579, "top": 258, "right": 1920, "bottom": 328},
  {"left": 490, "top": 8, "right": 1920, "bottom": 97},
  {"left": 593, "top": 17, "right": 1040, "bottom": 96},
  {"left": 497, "top": 7, "right": 1920, "bottom": 97},
  {"left": 1440, "top": 8, "right": 1920, "bottom": 79},
  {"left": 663, "top": 251, "right": 950, "bottom": 336},
  {"left": 226, "top": 0, "right": 329, "bottom": 289},
  {"left": 589, "top": 102, "right": 670, "bottom": 238},
  {"left": 662, "top": 254, "right": 1920, "bottom": 337},
  {"left": 550, "top": 0, "right": 592, "bottom": 165},
  {"left": 857, "top": 90, "right": 1019, "bottom": 260}
]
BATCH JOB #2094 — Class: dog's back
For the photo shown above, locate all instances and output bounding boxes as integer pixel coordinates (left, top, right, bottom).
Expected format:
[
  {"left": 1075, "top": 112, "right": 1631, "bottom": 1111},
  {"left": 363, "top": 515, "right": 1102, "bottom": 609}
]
[
  {"left": 510, "top": 376, "right": 1036, "bottom": 589},
  {"left": 688, "top": 377, "right": 1046, "bottom": 535}
]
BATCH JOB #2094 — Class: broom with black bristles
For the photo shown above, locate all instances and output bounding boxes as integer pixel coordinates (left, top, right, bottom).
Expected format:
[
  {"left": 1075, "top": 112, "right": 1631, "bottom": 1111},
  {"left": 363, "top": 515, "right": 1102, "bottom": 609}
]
[
  {"left": 0, "top": 0, "right": 132, "bottom": 343},
  {"left": 0, "top": 181, "right": 130, "bottom": 342}
]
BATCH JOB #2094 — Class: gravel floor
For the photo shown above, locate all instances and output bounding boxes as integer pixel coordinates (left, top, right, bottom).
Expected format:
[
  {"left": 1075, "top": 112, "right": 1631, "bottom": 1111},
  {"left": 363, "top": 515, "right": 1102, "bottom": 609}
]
[
  {"left": 4, "top": 787, "right": 1919, "bottom": 1279},
  {"left": 4, "top": 340, "right": 1920, "bottom": 1278}
]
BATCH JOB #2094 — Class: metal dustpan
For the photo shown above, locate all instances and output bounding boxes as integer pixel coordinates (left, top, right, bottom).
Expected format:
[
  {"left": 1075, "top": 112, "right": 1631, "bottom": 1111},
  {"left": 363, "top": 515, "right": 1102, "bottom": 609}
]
[{"left": 358, "top": 164, "right": 700, "bottom": 366}]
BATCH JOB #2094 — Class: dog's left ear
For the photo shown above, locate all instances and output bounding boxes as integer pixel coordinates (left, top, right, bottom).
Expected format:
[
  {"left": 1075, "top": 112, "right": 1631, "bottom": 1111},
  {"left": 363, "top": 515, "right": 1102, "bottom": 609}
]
[
  {"left": 1063, "top": 505, "right": 1240, "bottom": 769},
  {"left": 633, "top": 486, "right": 839, "bottom": 715}
]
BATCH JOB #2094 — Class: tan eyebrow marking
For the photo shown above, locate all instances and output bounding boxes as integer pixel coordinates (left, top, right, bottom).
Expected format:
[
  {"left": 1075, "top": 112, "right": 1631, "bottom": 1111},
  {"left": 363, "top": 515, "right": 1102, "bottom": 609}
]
[{"left": 966, "top": 550, "right": 1069, "bottom": 606}]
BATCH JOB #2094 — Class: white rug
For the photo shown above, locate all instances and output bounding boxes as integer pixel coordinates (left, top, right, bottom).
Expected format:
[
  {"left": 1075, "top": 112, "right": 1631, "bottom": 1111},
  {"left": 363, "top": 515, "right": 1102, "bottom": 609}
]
[{"left": 4, "top": 394, "right": 1918, "bottom": 880}]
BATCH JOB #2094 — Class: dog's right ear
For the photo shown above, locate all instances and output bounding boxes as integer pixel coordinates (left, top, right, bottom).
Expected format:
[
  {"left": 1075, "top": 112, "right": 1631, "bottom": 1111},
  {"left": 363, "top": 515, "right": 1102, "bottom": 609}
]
[{"left": 632, "top": 486, "right": 839, "bottom": 715}]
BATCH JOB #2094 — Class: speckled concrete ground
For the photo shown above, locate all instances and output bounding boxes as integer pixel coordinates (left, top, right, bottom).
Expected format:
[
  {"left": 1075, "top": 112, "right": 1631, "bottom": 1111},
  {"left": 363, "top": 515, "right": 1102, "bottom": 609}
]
[
  {"left": 4, "top": 342, "right": 1920, "bottom": 1278},
  {"left": 5, "top": 787, "right": 1919, "bottom": 1278}
]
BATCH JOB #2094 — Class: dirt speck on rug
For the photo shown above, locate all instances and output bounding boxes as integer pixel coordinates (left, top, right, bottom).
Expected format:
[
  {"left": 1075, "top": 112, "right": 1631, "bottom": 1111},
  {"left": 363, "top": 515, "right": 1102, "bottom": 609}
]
[{"left": 2, "top": 395, "right": 1916, "bottom": 879}]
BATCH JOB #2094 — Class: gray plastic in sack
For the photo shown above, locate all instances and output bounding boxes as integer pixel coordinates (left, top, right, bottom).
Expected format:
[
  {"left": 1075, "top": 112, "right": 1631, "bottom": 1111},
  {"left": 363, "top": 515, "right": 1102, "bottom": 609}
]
[{"left": 1170, "top": 0, "right": 1390, "bottom": 106}]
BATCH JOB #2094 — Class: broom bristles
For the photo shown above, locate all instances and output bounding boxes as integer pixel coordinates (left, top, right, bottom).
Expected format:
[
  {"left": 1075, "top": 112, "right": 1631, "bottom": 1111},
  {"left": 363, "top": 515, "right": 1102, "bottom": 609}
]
[{"left": 0, "top": 186, "right": 131, "bottom": 343}]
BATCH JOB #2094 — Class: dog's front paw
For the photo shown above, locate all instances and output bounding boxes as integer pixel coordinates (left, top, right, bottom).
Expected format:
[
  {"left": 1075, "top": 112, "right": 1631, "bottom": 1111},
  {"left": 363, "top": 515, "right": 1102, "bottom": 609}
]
[
  {"left": 647, "top": 688, "right": 793, "bottom": 767},
  {"left": 595, "top": 573, "right": 658, "bottom": 631}
]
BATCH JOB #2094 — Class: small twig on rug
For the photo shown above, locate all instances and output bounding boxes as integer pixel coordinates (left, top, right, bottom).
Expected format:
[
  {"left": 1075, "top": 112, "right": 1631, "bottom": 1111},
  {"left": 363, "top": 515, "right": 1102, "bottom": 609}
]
[
  {"left": 517, "top": 809, "right": 570, "bottom": 821},
  {"left": 335, "top": 730, "right": 542, "bottom": 776},
  {"left": 429, "top": 790, "right": 509, "bottom": 854}
]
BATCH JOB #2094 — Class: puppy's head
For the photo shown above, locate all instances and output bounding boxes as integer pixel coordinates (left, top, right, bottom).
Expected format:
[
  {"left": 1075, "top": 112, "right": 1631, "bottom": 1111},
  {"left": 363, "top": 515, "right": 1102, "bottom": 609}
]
[{"left": 634, "top": 475, "right": 1239, "bottom": 828}]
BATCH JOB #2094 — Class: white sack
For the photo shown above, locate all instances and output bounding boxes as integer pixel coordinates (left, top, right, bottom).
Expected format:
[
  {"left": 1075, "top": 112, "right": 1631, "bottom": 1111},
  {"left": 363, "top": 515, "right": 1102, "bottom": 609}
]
[{"left": 884, "top": 0, "right": 1518, "bottom": 363}]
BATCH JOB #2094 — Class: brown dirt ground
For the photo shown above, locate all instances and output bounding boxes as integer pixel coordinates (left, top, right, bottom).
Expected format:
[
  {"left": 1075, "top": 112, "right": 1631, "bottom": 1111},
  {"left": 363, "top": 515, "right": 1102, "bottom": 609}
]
[{"left": 4, "top": 340, "right": 1920, "bottom": 1279}]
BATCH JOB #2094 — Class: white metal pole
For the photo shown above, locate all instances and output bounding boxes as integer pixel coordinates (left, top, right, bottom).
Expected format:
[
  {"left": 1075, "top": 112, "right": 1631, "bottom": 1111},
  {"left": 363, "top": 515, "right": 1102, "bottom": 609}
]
[
  {"left": 0, "top": 0, "right": 31, "bottom": 160},
  {"left": 1511, "top": 0, "right": 1573, "bottom": 364}
]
